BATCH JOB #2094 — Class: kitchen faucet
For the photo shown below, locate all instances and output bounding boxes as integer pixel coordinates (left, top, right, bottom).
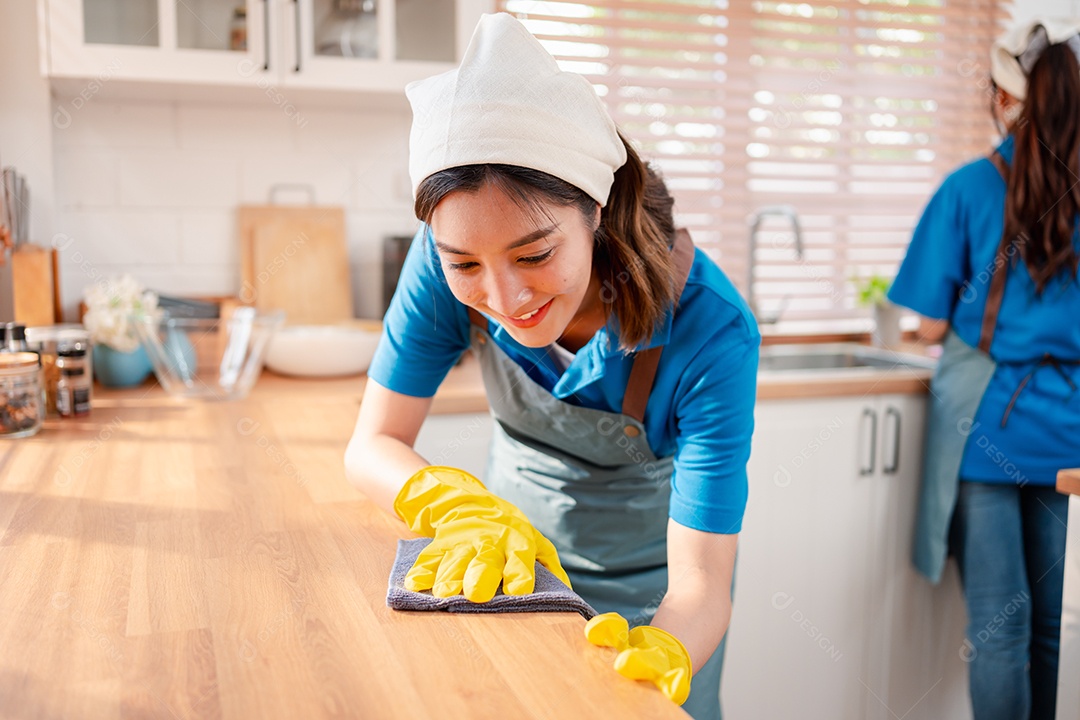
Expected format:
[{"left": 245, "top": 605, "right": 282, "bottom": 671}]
[{"left": 747, "top": 205, "right": 804, "bottom": 325}]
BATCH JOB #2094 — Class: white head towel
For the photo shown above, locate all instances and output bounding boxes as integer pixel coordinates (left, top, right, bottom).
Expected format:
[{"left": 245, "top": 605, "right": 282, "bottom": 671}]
[
  {"left": 990, "top": 16, "right": 1080, "bottom": 101},
  {"left": 406, "top": 13, "right": 627, "bottom": 207}
]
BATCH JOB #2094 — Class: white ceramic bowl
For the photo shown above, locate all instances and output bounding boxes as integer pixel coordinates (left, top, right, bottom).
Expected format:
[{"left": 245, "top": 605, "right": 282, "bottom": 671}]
[{"left": 263, "top": 325, "right": 381, "bottom": 378}]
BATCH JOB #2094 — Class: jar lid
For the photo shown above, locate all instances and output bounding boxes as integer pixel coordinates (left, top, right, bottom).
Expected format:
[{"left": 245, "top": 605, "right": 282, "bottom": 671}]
[
  {"left": 0, "top": 351, "right": 41, "bottom": 372},
  {"left": 58, "top": 343, "right": 87, "bottom": 357},
  {"left": 25, "top": 324, "right": 90, "bottom": 344}
]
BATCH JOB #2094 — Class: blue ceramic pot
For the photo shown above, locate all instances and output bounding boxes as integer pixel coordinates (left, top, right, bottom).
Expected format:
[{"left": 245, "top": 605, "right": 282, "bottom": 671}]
[{"left": 92, "top": 343, "right": 153, "bottom": 388}]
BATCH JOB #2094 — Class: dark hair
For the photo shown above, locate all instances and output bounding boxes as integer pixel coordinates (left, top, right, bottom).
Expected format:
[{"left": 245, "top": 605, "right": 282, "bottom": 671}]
[
  {"left": 1005, "top": 41, "right": 1080, "bottom": 294},
  {"left": 414, "top": 132, "right": 677, "bottom": 351}
]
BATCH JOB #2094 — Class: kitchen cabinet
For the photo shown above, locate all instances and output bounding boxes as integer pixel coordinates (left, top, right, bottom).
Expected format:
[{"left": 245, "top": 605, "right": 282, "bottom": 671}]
[
  {"left": 38, "top": 0, "right": 492, "bottom": 94},
  {"left": 413, "top": 411, "right": 493, "bottom": 482},
  {"left": 723, "top": 394, "right": 972, "bottom": 720}
]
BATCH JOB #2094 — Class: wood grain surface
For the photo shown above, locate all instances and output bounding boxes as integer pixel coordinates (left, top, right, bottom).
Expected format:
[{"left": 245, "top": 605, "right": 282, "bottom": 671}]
[
  {"left": 1059, "top": 468, "right": 1080, "bottom": 497},
  {"left": 0, "top": 376, "right": 688, "bottom": 719}
]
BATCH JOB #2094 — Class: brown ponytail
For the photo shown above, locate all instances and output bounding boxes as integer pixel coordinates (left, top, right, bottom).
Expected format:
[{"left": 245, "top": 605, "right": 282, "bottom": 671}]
[
  {"left": 593, "top": 133, "right": 678, "bottom": 351},
  {"left": 1006, "top": 41, "right": 1080, "bottom": 293},
  {"left": 414, "top": 132, "right": 679, "bottom": 352}
]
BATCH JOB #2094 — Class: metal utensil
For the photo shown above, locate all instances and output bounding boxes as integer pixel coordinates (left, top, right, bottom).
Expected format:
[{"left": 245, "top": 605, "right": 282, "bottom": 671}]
[{"left": 18, "top": 175, "right": 28, "bottom": 246}]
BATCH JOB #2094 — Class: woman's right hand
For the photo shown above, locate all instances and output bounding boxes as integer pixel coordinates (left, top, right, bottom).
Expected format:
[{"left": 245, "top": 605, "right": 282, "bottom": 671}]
[{"left": 394, "top": 465, "right": 572, "bottom": 602}]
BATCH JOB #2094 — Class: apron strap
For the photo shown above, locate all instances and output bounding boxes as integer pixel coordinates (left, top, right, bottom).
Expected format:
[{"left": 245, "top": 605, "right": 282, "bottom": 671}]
[
  {"left": 622, "top": 228, "right": 696, "bottom": 423},
  {"left": 979, "top": 151, "right": 1013, "bottom": 354}
]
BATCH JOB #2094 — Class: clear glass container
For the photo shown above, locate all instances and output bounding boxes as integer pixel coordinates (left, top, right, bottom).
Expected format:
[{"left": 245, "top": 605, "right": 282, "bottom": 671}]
[
  {"left": 26, "top": 325, "right": 93, "bottom": 419},
  {"left": 315, "top": 0, "right": 378, "bottom": 58},
  {"left": 0, "top": 352, "right": 45, "bottom": 439},
  {"left": 229, "top": 5, "right": 248, "bottom": 51}
]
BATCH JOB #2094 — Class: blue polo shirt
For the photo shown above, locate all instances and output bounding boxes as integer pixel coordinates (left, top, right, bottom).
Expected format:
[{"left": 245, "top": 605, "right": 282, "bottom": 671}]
[
  {"left": 369, "top": 224, "right": 760, "bottom": 533},
  {"left": 889, "top": 136, "right": 1080, "bottom": 485}
]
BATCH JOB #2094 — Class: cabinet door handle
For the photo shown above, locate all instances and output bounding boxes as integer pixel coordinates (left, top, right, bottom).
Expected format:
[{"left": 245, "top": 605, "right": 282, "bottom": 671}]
[
  {"left": 860, "top": 407, "right": 877, "bottom": 476},
  {"left": 262, "top": 0, "right": 272, "bottom": 70},
  {"left": 293, "top": 0, "right": 302, "bottom": 72},
  {"left": 883, "top": 406, "right": 901, "bottom": 475}
]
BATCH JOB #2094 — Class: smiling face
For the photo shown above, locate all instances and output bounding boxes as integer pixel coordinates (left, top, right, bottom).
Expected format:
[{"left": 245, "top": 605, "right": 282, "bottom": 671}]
[{"left": 429, "top": 182, "right": 603, "bottom": 349}]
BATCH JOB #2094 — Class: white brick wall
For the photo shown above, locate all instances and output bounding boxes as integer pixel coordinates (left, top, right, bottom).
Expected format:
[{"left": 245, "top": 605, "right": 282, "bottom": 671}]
[{"left": 51, "top": 98, "right": 420, "bottom": 320}]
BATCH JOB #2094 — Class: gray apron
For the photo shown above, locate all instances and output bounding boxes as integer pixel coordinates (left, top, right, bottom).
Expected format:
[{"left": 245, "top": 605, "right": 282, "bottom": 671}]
[
  {"left": 469, "top": 229, "right": 727, "bottom": 720},
  {"left": 913, "top": 150, "right": 1077, "bottom": 582}
]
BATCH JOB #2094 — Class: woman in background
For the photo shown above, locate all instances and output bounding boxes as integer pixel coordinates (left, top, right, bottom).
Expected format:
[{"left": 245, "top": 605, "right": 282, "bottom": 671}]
[{"left": 889, "top": 17, "right": 1080, "bottom": 720}]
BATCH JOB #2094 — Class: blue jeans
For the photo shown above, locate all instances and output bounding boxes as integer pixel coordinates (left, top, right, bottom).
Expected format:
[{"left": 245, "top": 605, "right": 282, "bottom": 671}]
[{"left": 950, "top": 481, "right": 1069, "bottom": 720}]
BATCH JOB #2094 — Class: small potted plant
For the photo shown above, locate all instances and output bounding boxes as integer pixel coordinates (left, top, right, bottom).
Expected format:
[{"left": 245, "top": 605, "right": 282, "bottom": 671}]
[
  {"left": 854, "top": 274, "right": 902, "bottom": 348},
  {"left": 82, "top": 275, "right": 159, "bottom": 387}
]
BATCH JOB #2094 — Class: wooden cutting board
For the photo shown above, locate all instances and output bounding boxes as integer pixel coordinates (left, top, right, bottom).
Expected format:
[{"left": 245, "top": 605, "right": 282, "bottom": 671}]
[
  {"left": 238, "top": 205, "right": 353, "bottom": 325},
  {"left": 12, "top": 244, "right": 59, "bottom": 326}
]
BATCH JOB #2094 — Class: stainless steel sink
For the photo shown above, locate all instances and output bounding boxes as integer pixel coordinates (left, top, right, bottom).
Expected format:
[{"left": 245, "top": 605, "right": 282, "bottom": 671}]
[{"left": 758, "top": 343, "right": 936, "bottom": 374}]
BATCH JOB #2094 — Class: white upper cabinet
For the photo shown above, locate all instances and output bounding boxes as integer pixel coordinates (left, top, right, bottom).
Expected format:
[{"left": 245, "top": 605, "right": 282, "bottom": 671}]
[{"left": 38, "top": 0, "right": 492, "bottom": 93}]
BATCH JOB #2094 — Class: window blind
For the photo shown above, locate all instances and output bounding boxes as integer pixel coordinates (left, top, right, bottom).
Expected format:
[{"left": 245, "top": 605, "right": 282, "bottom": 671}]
[{"left": 500, "top": 0, "right": 1011, "bottom": 324}]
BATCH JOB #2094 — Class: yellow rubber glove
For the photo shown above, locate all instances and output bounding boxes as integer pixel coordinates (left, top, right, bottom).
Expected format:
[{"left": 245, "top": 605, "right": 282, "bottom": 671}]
[
  {"left": 393, "top": 466, "right": 572, "bottom": 603},
  {"left": 584, "top": 612, "right": 692, "bottom": 705}
]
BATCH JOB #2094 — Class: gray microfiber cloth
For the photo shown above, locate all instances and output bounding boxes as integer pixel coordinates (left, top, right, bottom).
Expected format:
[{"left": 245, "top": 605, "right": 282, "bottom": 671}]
[{"left": 387, "top": 538, "right": 597, "bottom": 620}]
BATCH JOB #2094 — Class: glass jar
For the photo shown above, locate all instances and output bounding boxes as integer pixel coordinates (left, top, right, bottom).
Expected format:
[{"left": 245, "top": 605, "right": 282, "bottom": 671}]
[
  {"left": 25, "top": 325, "right": 93, "bottom": 418},
  {"left": 56, "top": 342, "right": 92, "bottom": 418},
  {"left": 0, "top": 352, "right": 45, "bottom": 438}
]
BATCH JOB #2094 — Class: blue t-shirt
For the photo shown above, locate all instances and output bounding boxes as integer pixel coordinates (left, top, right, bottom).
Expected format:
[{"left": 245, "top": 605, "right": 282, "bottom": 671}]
[
  {"left": 369, "top": 225, "right": 760, "bottom": 533},
  {"left": 889, "top": 136, "right": 1080, "bottom": 485}
]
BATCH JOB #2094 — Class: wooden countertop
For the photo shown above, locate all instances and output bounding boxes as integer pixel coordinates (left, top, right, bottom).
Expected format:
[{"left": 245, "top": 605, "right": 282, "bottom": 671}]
[
  {"left": 0, "top": 385, "right": 687, "bottom": 719},
  {"left": 1060, "top": 469, "right": 1080, "bottom": 497}
]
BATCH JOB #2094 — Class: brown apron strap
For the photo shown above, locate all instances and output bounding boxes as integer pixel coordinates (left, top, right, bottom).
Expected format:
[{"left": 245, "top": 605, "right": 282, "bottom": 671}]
[
  {"left": 468, "top": 307, "right": 486, "bottom": 329},
  {"left": 979, "top": 151, "right": 1013, "bottom": 354},
  {"left": 621, "top": 228, "right": 697, "bottom": 423}
]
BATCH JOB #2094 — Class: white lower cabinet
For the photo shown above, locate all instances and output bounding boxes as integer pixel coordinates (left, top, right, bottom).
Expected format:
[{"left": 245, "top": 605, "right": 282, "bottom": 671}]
[
  {"left": 412, "top": 412, "right": 493, "bottom": 482},
  {"left": 723, "top": 394, "right": 972, "bottom": 720}
]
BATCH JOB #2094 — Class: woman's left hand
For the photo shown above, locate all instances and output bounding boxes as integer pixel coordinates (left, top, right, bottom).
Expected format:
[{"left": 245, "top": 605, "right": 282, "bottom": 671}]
[{"left": 584, "top": 612, "right": 692, "bottom": 705}]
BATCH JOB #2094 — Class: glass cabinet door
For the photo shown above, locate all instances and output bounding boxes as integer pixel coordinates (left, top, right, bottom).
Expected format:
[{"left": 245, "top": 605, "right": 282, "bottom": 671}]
[
  {"left": 45, "top": 0, "right": 488, "bottom": 91},
  {"left": 176, "top": 0, "right": 251, "bottom": 52},
  {"left": 82, "top": 0, "right": 160, "bottom": 46},
  {"left": 287, "top": 0, "right": 476, "bottom": 91},
  {"left": 79, "top": 0, "right": 254, "bottom": 52},
  {"left": 47, "top": 0, "right": 270, "bottom": 85},
  {"left": 394, "top": 0, "right": 455, "bottom": 63},
  {"left": 306, "top": 0, "right": 454, "bottom": 62}
]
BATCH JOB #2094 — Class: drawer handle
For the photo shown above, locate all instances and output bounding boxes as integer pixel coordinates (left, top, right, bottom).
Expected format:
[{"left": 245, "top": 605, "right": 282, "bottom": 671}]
[
  {"left": 883, "top": 406, "right": 901, "bottom": 475},
  {"left": 860, "top": 407, "right": 877, "bottom": 476},
  {"left": 293, "top": 0, "right": 302, "bottom": 72},
  {"left": 262, "top": 0, "right": 271, "bottom": 70}
]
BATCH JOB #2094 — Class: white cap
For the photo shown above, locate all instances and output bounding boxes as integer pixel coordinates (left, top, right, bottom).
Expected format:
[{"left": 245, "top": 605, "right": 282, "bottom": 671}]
[
  {"left": 990, "top": 16, "right": 1080, "bottom": 101},
  {"left": 406, "top": 13, "right": 627, "bottom": 207}
]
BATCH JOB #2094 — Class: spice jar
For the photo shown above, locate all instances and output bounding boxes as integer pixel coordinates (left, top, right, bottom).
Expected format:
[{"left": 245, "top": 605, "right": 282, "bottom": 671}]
[
  {"left": 56, "top": 342, "right": 92, "bottom": 418},
  {"left": 2, "top": 323, "right": 30, "bottom": 352},
  {"left": 25, "top": 325, "right": 93, "bottom": 418},
  {"left": 0, "top": 352, "right": 44, "bottom": 438}
]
